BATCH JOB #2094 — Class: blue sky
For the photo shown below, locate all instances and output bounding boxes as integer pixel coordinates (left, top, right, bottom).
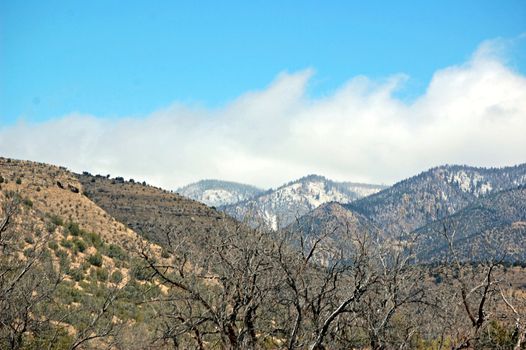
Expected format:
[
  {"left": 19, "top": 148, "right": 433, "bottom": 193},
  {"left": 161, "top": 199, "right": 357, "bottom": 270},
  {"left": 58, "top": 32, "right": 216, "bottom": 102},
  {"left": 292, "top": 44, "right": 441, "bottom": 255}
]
[
  {"left": 1, "top": 1, "right": 526, "bottom": 188},
  {"left": 1, "top": 0, "right": 525, "bottom": 124}
]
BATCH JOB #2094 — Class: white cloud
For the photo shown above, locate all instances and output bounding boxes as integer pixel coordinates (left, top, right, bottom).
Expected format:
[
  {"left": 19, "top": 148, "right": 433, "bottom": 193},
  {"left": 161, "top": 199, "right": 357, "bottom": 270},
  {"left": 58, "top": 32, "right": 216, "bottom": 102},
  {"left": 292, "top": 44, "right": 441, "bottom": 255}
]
[{"left": 1, "top": 39, "right": 525, "bottom": 189}]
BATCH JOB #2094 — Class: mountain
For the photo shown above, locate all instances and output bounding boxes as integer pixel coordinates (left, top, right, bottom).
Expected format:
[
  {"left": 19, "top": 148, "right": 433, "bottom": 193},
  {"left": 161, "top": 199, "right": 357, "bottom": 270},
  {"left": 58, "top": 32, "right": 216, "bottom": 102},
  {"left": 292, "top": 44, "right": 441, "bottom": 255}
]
[
  {"left": 413, "top": 185, "right": 526, "bottom": 263},
  {"left": 176, "top": 179, "right": 263, "bottom": 207},
  {"left": 346, "top": 164, "right": 526, "bottom": 236},
  {"left": 221, "top": 174, "right": 386, "bottom": 230},
  {"left": 0, "top": 158, "right": 153, "bottom": 253}
]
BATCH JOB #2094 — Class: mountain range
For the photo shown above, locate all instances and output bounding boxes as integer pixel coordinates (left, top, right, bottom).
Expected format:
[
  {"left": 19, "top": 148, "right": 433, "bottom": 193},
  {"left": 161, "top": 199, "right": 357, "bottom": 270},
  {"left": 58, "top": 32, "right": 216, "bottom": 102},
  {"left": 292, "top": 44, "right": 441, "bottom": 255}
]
[
  {"left": 294, "top": 164, "right": 526, "bottom": 263},
  {"left": 175, "top": 165, "right": 526, "bottom": 263},
  {"left": 219, "top": 174, "right": 386, "bottom": 229}
]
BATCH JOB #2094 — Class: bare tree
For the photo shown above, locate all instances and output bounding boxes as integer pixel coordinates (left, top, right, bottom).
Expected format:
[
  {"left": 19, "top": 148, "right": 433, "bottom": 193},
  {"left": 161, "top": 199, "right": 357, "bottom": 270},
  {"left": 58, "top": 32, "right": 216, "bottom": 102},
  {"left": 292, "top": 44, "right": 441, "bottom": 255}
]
[
  {"left": 0, "top": 191, "right": 62, "bottom": 349},
  {"left": 434, "top": 223, "right": 503, "bottom": 349},
  {"left": 357, "top": 234, "right": 427, "bottom": 350},
  {"left": 271, "top": 224, "right": 382, "bottom": 350},
  {"left": 499, "top": 283, "right": 526, "bottom": 350},
  {"left": 136, "top": 204, "right": 526, "bottom": 349},
  {"left": 68, "top": 286, "right": 122, "bottom": 350},
  {"left": 141, "top": 220, "right": 279, "bottom": 349}
]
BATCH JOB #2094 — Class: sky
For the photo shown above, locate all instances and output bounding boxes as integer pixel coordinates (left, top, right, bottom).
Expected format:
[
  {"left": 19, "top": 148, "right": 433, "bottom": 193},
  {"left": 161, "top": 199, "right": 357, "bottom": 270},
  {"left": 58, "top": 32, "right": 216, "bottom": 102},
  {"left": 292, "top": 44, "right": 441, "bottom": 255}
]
[{"left": 1, "top": 1, "right": 526, "bottom": 189}]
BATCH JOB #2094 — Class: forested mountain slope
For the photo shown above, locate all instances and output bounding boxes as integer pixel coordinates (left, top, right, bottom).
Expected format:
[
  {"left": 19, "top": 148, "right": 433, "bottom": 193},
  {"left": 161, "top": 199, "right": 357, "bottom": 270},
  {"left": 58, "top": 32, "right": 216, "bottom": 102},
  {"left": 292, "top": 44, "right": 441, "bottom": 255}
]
[
  {"left": 347, "top": 164, "right": 526, "bottom": 235},
  {"left": 414, "top": 185, "right": 526, "bottom": 263}
]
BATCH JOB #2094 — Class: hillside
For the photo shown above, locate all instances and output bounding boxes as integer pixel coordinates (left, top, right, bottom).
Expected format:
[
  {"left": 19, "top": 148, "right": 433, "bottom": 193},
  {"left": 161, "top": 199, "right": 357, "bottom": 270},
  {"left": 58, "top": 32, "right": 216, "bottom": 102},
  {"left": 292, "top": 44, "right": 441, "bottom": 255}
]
[
  {"left": 0, "top": 157, "right": 168, "bottom": 348},
  {"left": 0, "top": 157, "right": 160, "bottom": 252},
  {"left": 222, "top": 174, "right": 385, "bottom": 230},
  {"left": 176, "top": 179, "right": 264, "bottom": 207},
  {"left": 77, "top": 173, "right": 242, "bottom": 248}
]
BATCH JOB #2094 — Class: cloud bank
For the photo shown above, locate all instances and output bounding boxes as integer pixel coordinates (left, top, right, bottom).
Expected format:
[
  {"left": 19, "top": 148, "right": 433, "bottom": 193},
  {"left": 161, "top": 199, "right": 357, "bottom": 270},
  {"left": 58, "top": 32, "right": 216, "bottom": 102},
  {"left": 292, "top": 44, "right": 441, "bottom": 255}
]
[{"left": 1, "top": 40, "right": 525, "bottom": 189}]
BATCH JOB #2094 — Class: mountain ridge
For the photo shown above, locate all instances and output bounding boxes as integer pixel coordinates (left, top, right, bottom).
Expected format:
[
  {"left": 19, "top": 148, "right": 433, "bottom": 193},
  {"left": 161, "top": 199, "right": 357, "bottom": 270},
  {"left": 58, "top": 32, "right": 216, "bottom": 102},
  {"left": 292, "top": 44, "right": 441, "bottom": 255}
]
[
  {"left": 346, "top": 163, "right": 526, "bottom": 235},
  {"left": 176, "top": 179, "right": 264, "bottom": 207}
]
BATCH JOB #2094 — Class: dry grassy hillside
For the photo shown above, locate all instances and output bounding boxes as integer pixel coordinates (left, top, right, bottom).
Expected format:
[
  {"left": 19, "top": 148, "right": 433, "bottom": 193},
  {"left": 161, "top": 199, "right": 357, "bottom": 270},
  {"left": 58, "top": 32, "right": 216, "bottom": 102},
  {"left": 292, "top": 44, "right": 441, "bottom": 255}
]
[
  {"left": 0, "top": 157, "right": 158, "bottom": 253},
  {"left": 0, "top": 157, "right": 169, "bottom": 349}
]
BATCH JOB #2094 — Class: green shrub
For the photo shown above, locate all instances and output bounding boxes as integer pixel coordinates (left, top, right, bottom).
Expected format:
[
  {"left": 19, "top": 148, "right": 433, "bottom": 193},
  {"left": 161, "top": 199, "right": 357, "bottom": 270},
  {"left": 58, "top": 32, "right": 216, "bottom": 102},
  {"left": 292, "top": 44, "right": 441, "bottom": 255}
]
[
  {"left": 50, "top": 215, "right": 64, "bottom": 226},
  {"left": 110, "top": 270, "right": 123, "bottom": 284},
  {"left": 58, "top": 251, "right": 71, "bottom": 272},
  {"left": 45, "top": 222, "right": 57, "bottom": 234},
  {"left": 24, "top": 325, "right": 73, "bottom": 349},
  {"left": 55, "top": 248, "right": 67, "bottom": 259},
  {"left": 23, "top": 197, "right": 33, "bottom": 208},
  {"left": 48, "top": 241, "right": 59, "bottom": 251},
  {"left": 67, "top": 222, "right": 82, "bottom": 236},
  {"left": 60, "top": 238, "right": 73, "bottom": 249},
  {"left": 83, "top": 231, "right": 103, "bottom": 248},
  {"left": 89, "top": 268, "right": 97, "bottom": 281},
  {"left": 88, "top": 253, "right": 103, "bottom": 267},
  {"left": 56, "top": 282, "right": 81, "bottom": 304},
  {"left": 130, "top": 259, "right": 151, "bottom": 281},
  {"left": 106, "top": 243, "right": 127, "bottom": 260},
  {"left": 42, "top": 248, "right": 53, "bottom": 260},
  {"left": 477, "top": 320, "right": 515, "bottom": 348},
  {"left": 96, "top": 268, "right": 109, "bottom": 282},
  {"left": 73, "top": 238, "right": 87, "bottom": 253},
  {"left": 23, "top": 247, "right": 35, "bottom": 257},
  {"left": 16, "top": 178, "right": 22, "bottom": 185},
  {"left": 68, "top": 268, "right": 84, "bottom": 282},
  {"left": 79, "top": 260, "right": 91, "bottom": 271}
]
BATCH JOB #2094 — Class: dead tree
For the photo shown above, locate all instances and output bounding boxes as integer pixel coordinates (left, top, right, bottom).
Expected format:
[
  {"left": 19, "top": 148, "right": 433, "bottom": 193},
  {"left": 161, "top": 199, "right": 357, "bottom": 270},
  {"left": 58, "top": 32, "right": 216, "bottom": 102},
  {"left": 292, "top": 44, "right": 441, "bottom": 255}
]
[
  {"left": 438, "top": 223, "right": 502, "bottom": 349},
  {"left": 0, "top": 191, "right": 61, "bottom": 349},
  {"left": 141, "top": 220, "right": 278, "bottom": 349},
  {"left": 273, "top": 223, "right": 379, "bottom": 350}
]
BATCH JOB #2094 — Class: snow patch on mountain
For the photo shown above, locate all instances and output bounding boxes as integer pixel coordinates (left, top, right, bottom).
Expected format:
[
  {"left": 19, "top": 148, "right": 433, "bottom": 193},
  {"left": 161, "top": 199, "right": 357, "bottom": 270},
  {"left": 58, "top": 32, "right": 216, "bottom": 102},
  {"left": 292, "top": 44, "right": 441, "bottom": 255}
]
[
  {"left": 201, "top": 189, "right": 237, "bottom": 206},
  {"left": 444, "top": 167, "right": 515, "bottom": 197},
  {"left": 222, "top": 175, "right": 386, "bottom": 230},
  {"left": 345, "top": 183, "right": 387, "bottom": 198}
]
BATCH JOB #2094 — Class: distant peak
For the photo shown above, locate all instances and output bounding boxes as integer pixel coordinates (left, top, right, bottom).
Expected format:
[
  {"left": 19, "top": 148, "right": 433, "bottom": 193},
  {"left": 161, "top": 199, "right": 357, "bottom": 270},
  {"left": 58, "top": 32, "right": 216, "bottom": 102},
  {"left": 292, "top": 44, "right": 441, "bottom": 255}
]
[{"left": 279, "top": 174, "right": 329, "bottom": 188}]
